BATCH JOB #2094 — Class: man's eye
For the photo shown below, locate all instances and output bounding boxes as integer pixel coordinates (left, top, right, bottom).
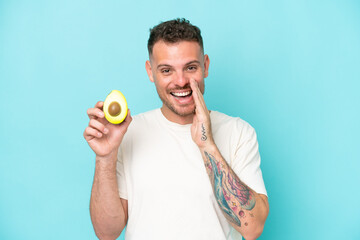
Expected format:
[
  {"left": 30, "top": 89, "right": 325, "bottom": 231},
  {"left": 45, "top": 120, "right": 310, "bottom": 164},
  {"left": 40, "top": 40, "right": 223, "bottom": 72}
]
[
  {"left": 161, "top": 69, "right": 171, "bottom": 74},
  {"left": 187, "top": 66, "right": 197, "bottom": 71}
]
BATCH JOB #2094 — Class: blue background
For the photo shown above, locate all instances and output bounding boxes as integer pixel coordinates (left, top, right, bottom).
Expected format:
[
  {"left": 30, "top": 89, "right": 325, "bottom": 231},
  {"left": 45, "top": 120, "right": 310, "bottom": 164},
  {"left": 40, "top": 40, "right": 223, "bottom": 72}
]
[{"left": 1, "top": 0, "right": 359, "bottom": 239}]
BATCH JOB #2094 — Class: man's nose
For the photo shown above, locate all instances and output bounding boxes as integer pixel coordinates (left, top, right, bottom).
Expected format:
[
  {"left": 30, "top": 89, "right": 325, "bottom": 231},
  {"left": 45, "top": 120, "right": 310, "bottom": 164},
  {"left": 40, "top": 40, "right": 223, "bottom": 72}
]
[{"left": 173, "top": 72, "right": 190, "bottom": 87}]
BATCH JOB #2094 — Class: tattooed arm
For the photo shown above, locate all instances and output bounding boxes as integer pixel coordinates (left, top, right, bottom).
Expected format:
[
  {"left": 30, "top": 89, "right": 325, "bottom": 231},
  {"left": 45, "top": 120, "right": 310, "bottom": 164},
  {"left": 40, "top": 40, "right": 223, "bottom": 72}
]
[
  {"left": 190, "top": 79, "right": 269, "bottom": 240},
  {"left": 201, "top": 147, "right": 269, "bottom": 239}
]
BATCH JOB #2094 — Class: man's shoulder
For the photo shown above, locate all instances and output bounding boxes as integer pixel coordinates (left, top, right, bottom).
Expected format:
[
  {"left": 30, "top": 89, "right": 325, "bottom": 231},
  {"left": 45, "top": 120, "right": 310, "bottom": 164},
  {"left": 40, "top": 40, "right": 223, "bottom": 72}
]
[
  {"left": 210, "top": 110, "right": 253, "bottom": 131},
  {"left": 126, "top": 108, "right": 160, "bottom": 132},
  {"left": 132, "top": 108, "right": 159, "bottom": 122},
  {"left": 122, "top": 109, "right": 160, "bottom": 142},
  {"left": 210, "top": 110, "right": 258, "bottom": 147}
]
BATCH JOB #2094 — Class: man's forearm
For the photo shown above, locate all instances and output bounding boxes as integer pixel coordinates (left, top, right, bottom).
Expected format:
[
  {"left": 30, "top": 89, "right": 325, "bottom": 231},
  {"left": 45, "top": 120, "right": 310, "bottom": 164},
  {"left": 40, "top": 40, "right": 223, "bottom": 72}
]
[
  {"left": 90, "top": 152, "right": 127, "bottom": 240},
  {"left": 200, "top": 145, "right": 269, "bottom": 240}
]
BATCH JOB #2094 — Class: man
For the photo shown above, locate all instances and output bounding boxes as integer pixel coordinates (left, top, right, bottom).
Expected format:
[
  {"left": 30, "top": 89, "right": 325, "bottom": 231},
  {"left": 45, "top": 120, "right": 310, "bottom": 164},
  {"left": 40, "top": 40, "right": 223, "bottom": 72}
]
[{"left": 84, "top": 18, "right": 269, "bottom": 240}]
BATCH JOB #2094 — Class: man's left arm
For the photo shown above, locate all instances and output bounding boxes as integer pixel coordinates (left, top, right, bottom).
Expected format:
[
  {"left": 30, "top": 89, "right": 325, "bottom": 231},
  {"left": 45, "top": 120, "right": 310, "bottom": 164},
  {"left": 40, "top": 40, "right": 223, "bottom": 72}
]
[{"left": 190, "top": 79, "right": 269, "bottom": 240}]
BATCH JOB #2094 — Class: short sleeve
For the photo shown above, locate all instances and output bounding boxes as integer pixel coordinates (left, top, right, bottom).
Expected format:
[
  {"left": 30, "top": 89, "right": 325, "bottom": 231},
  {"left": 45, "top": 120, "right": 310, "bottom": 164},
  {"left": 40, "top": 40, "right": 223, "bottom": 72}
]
[
  {"left": 116, "top": 147, "right": 128, "bottom": 199},
  {"left": 232, "top": 120, "right": 268, "bottom": 196}
]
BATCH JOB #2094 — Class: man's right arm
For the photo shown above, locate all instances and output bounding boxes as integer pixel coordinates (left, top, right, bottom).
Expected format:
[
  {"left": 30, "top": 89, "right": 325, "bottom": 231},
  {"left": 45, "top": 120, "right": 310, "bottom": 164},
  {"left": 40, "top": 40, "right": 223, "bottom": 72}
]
[
  {"left": 84, "top": 101, "right": 132, "bottom": 240},
  {"left": 90, "top": 152, "right": 128, "bottom": 240}
]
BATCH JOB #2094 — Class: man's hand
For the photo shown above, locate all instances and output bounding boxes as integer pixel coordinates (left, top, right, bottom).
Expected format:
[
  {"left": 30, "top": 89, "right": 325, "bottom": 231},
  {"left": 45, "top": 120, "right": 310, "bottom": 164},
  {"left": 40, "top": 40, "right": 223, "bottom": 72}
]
[
  {"left": 190, "top": 79, "right": 214, "bottom": 149},
  {"left": 83, "top": 101, "right": 132, "bottom": 158},
  {"left": 190, "top": 80, "right": 268, "bottom": 239}
]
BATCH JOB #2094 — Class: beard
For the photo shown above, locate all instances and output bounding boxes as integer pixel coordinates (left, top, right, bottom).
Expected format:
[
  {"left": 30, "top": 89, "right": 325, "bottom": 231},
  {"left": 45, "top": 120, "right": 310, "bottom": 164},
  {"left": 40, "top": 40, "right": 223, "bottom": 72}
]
[
  {"left": 164, "top": 98, "right": 195, "bottom": 117},
  {"left": 157, "top": 91, "right": 196, "bottom": 117}
]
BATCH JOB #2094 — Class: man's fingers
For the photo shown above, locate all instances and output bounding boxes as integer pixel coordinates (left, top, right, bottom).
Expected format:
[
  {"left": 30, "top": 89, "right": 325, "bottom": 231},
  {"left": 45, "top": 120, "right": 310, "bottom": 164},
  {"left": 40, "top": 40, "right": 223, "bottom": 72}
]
[
  {"left": 117, "top": 109, "right": 133, "bottom": 130},
  {"left": 190, "top": 79, "right": 207, "bottom": 114},
  {"left": 95, "top": 101, "right": 104, "bottom": 109},
  {"left": 89, "top": 118, "right": 109, "bottom": 134},
  {"left": 87, "top": 101, "right": 104, "bottom": 119},
  {"left": 124, "top": 109, "right": 132, "bottom": 123},
  {"left": 87, "top": 107, "right": 105, "bottom": 119},
  {"left": 190, "top": 79, "right": 200, "bottom": 105},
  {"left": 84, "top": 126, "right": 103, "bottom": 140}
]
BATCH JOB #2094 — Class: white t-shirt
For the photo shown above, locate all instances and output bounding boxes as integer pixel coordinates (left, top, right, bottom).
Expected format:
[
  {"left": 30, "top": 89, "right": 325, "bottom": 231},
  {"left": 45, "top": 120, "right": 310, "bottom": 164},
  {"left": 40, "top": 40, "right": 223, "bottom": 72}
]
[{"left": 116, "top": 109, "right": 267, "bottom": 240}]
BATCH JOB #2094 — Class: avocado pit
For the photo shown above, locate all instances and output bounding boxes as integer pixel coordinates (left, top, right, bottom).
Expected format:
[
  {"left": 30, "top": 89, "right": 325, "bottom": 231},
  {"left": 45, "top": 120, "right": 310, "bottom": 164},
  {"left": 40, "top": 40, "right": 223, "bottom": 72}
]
[{"left": 108, "top": 101, "right": 121, "bottom": 117}]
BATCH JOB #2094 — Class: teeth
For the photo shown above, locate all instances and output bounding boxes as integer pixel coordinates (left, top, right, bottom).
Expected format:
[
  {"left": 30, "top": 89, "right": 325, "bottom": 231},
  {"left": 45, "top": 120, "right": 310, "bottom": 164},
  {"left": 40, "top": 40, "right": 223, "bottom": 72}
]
[{"left": 172, "top": 91, "right": 191, "bottom": 97}]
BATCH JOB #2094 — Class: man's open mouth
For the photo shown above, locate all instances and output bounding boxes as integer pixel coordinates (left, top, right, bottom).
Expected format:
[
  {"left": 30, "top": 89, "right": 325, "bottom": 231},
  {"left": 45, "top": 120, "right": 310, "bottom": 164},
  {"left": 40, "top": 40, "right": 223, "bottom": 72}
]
[{"left": 170, "top": 90, "right": 193, "bottom": 97}]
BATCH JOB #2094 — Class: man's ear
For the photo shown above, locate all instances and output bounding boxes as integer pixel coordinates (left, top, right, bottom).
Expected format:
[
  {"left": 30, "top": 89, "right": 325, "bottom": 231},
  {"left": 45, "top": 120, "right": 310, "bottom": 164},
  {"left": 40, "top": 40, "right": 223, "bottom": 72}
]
[
  {"left": 145, "top": 60, "right": 154, "bottom": 82},
  {"left": 203, "top": 54, "right": 210, "bottom": 78}
]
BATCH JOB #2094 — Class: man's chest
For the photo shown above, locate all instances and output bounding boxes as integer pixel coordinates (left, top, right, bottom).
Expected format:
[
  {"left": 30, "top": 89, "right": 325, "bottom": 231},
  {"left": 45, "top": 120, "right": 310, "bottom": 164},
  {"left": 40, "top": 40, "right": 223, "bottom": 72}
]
[{"left": 126, "top": 133, "right": 213, "bottom": 198}]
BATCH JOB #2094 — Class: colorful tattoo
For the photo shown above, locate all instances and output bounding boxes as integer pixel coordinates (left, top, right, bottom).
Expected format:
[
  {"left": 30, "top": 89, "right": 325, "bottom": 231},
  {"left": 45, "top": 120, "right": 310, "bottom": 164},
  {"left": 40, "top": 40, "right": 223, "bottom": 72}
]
[
  {"left": 239, "top": 210, "right": 245, "bottom": 218},
  {"left": 204, "top": 151, "right": 256, "bottom": 227}
]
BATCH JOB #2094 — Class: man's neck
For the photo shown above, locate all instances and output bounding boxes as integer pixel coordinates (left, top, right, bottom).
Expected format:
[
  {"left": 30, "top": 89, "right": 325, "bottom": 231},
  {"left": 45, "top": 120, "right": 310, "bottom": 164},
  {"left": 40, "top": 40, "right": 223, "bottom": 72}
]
[{"left": 160, "top": 107, "right": 194, "bottom": 125}]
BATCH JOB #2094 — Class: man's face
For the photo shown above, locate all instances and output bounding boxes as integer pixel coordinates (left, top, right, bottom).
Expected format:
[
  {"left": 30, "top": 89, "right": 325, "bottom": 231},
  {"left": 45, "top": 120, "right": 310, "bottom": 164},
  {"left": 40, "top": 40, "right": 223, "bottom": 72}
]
[{"left": 145, "top": 40, "right": 210, "bottom": 123}]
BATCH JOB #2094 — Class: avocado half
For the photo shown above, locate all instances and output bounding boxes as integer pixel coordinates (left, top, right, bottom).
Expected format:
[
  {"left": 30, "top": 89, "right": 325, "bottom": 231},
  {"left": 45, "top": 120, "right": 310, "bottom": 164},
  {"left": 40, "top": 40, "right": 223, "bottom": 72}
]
[{"left": 103, "top": 90, "right": 128, "bottom": 124}]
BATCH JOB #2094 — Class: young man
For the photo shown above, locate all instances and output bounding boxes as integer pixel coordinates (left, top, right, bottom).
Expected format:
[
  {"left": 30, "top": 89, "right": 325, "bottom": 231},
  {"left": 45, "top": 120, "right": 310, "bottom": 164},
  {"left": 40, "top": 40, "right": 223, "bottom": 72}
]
[{"left": 84, "top": 18, "right": 269, "bottom": 240}]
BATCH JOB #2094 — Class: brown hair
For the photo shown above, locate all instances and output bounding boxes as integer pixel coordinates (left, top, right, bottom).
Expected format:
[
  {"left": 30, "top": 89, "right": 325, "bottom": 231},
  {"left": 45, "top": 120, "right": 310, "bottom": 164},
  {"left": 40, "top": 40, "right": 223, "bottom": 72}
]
[{"left": 147, "top": 18, "right": 204, "bottom": 55}]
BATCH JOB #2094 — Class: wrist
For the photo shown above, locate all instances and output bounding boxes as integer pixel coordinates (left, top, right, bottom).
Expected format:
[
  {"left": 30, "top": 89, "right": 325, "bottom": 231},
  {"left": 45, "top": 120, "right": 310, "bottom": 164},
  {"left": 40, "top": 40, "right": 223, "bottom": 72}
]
[
  {"left": 96, "top": 150, "right": 118, "bottom": 165},
  {"left": 198, "top": 139, "right": 217, "bottom": 153}
]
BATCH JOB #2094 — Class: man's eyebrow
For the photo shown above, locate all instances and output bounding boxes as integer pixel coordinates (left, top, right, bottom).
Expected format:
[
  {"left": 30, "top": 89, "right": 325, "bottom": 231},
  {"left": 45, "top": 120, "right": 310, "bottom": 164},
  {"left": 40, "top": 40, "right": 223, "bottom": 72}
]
[
  {"left": 157, "top": 64, "right": 172, "bottom": 69},
  {"left": 156, "top": 60, "right": 201, "bottom": 70},
  {"left": 185, "top": 60, "right": 201, "bottom": 65}
]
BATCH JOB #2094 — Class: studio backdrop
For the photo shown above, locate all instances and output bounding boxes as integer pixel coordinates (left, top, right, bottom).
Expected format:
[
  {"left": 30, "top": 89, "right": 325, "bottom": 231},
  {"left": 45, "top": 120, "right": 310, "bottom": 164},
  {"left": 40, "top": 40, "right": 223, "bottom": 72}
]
[{"left": 1, "top": 0, "right": 359, "bottom": 239}]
